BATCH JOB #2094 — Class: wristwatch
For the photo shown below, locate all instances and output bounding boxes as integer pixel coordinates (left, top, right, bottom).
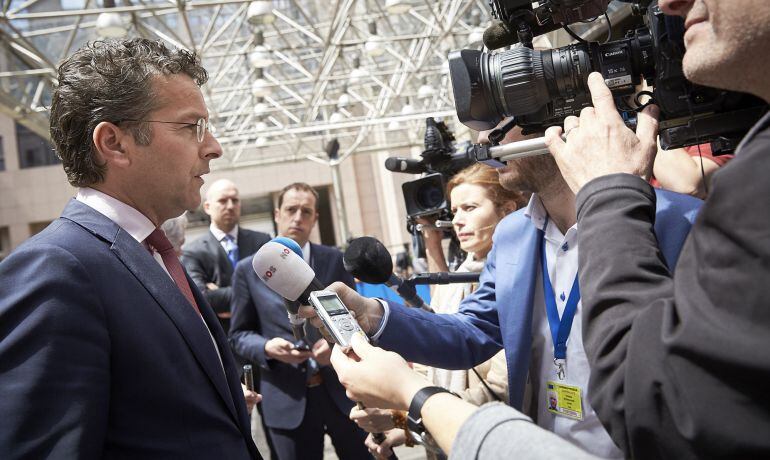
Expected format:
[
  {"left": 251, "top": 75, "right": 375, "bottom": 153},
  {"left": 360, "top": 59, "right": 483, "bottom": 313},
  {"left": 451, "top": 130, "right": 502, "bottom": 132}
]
[{"left": 407, "top": 386, "right": 455, "bottom": 439}]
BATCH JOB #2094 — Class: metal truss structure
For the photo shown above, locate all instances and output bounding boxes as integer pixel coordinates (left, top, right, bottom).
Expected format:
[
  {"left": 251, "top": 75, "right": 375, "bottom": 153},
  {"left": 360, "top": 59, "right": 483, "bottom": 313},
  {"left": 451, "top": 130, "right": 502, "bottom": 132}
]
[
  {"left": 0, "top": 0, "right": 497, "bottom": 169},
  {"left": 0, "top": 0, "right": 630, "bottom": 169}
]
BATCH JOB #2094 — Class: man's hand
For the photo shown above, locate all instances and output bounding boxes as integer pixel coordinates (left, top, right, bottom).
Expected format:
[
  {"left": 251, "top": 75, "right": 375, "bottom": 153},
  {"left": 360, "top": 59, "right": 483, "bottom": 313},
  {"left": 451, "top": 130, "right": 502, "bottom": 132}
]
[
  {"left": 311, "top": 338, "right": 332, "bottom": 366},
  {"left": 350, "top": 406, "right": 396, "bottom": 433},
  {"left": 264, "top": 337, "right": 312, "bottom": 364},
  {"left": 331, "top": 333, "right": 429, "bottom": 411},
  {"left": 206, "top": 282, "right": 219, "bottom": 291},
  {"left": 241, "top": 384, "right": 262, "bottom": 414},
  {"left": 298, "top": 282, "right": 385, "bottom": 336},
  {"left": 364, "top": 429, "right": 406, "bottom": 459},
  {"left": 545, "top": 72, "right": 660, "bottom": 194}
]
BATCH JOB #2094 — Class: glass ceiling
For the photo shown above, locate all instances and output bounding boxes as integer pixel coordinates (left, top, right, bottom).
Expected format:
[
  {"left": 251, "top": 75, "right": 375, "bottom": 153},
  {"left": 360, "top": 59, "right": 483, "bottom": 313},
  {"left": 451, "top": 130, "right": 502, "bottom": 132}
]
[{"left": 0, "top": 0, "right": 629, "bottom": 168}]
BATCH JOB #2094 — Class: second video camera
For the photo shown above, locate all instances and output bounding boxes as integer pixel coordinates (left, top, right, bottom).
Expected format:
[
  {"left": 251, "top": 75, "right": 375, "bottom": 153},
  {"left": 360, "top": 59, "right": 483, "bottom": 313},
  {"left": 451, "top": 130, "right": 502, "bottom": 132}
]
[{"left": 449, "top": 0, "right": 767, "bottom": 152}]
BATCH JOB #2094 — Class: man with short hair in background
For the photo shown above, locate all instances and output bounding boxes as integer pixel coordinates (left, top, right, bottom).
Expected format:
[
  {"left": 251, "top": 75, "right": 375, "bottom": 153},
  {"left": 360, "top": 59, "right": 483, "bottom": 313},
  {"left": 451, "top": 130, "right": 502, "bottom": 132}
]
[
  {"left": 183, "top": 178, "right": 270, "bottom": 333},
  {"left": 229, "top": 182, "right": 371, "bottom": 460}
]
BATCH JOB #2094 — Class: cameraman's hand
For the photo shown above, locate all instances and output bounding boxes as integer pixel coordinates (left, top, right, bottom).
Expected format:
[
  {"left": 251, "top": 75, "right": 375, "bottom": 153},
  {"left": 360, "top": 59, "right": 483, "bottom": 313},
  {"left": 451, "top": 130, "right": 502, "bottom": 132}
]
[
  {"left": 350, "top": 406, "right": 397, "bottom": 433},
  {"left": 545, "top": 72, "right": 660, "bottom": 194},
  {"left": 415, "top": 216, "right": 449, "bottom": 273},
  {"left": 415, "top": 216, "right": 442, "bottom": 246},
  {"left": 298, "top": 282, "right": 384, "bottom": 336},
  {"left": 365, "top": 430, "right": 406, "bottom": 459},
  {"left": 331, "top": 333, "right": 430, "bottom": 411},
  {"left": 265, "top": 337, "right": 312, "bottom": 365}
]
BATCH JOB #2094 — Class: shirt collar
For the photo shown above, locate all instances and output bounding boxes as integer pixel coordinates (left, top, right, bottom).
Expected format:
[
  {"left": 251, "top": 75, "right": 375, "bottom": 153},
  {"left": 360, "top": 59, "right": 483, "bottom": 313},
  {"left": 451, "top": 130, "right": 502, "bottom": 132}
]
[
  {"left": 75, "top": 187, "right": 156, "bottom": 243},
  {"left": 301, "top": 241, "right": 311, "bottom": 265},
  {"left": 523, "top": 194, "right": 549, "bottom": 232},
  {"left": 210, "top": 223, "right": 239, "bottom": 242},
  {"left": 523, "top": 193, "right": 579, "bottom": 246}
]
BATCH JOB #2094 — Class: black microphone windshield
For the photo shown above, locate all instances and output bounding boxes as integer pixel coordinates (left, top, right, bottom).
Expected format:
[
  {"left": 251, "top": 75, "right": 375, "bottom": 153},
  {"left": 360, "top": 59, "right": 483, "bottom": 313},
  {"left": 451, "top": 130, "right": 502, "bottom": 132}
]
[
  {"left": 343, "top": 237, "right": 394, "bottom": 284},
  {"left": 483, "top": 20, "right": 517, "bottom": 50},
  {"left": 384, "top": 157, "right": 427, "bottom": 174}
]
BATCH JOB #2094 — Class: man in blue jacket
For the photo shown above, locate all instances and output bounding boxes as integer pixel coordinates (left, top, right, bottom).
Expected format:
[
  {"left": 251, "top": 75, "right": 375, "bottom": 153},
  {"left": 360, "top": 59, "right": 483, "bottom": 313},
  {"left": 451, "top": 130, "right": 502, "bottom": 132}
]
[{"left": 306, "top": 124, "right": 701, "bottom": 458}]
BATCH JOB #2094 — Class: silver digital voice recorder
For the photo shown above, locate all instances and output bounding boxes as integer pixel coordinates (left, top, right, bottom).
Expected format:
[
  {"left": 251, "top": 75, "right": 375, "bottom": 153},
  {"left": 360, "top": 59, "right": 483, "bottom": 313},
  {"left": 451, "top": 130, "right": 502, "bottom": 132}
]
[{"left": 308, "top": 290, "right": 367, "bottom": 348}]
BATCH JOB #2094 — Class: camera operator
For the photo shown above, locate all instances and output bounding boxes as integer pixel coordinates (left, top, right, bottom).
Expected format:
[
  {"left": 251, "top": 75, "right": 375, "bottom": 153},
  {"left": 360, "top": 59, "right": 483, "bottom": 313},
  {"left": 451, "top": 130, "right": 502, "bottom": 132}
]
[
  {"left": 352, "top": 164, "right": 526, "bottom": 459},
  {"left": 542, "top": 0, "right": 770, "bottom": 458},
  {"left": 301, "top": 121, "right": 700, "bottom": 458}
]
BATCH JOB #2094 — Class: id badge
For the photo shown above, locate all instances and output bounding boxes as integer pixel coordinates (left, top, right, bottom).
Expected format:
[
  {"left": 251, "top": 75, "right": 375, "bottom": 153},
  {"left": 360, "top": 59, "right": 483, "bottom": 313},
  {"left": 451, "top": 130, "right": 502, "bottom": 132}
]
[{"left": 546, "top": 380, "right": 584, "bottom": 421}]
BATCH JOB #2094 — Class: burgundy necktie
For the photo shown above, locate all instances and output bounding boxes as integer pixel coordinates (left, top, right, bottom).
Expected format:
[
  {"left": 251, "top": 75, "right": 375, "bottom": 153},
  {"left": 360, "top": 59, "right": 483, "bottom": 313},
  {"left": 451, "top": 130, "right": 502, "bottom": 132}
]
[{"left": 146, "top": 228, "right": 201, "bottom": 315}]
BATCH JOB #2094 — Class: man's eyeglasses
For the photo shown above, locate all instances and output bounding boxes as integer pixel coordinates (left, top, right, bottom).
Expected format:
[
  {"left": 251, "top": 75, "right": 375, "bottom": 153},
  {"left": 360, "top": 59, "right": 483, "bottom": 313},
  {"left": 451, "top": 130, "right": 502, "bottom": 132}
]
[{"left": 118, "top": 117, "right": 213, "bottom": 143}]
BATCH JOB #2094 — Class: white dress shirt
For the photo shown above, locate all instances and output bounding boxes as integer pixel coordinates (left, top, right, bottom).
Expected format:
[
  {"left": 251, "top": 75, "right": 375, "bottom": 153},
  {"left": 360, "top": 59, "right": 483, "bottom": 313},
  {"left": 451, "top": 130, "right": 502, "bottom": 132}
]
[
  {"left": 209, "top": 223, "right": 239, "bottom": 254},
  {"left": 525, "top": 194, "right": 622, "bottom": 459}
]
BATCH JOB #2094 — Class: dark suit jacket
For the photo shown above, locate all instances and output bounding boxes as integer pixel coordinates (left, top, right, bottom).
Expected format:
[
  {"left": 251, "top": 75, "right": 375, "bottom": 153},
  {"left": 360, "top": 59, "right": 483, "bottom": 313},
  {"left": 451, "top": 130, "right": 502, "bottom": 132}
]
[
  {"left": 0, "top": 200, "right": 260, "bottom": 459},
  {"left": 573, "top": 112, "right": 770, "bottom": 459},
  {"left": 182, "top": 227, "right": 270, "bottom": 315},
  {"left": 229, "top": 243, "right": 356, "bottom": 430}
]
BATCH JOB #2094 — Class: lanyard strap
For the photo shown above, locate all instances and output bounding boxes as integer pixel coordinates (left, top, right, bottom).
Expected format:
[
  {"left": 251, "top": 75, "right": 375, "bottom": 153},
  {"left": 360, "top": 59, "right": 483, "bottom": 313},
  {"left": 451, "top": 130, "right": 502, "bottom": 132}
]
[{"left": 540, "top": 224, "right": 580, "bottom": 364}]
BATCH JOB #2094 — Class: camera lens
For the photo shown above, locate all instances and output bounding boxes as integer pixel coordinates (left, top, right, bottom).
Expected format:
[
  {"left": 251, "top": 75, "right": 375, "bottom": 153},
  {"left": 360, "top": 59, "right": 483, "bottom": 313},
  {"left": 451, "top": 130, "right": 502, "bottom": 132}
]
[
  {"left": 449, "top": 45, "right": 592, "bottom": 131},
  {"left": 415, "top": 183, "right": 444, "bottom": 211}
]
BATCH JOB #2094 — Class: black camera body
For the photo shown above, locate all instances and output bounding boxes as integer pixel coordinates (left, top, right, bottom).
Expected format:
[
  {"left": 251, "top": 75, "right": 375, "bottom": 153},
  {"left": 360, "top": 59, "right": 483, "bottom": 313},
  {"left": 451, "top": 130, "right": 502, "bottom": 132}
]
[
  {"left": 485, "top": 0, "right": 612, "bottom": 48},
  {"left": 451, "top": 0, "right": 767, "bottom": 152},
  {"left": 385, "top": 118, "right": 474, "bottom": 221}
]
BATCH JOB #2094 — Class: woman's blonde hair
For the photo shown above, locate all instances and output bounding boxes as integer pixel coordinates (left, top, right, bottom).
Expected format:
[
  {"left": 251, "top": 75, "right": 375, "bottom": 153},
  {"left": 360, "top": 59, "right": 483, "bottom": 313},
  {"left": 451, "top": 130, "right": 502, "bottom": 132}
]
[{"left": 446, "top": 163, "right": 528, "bottom": 216}]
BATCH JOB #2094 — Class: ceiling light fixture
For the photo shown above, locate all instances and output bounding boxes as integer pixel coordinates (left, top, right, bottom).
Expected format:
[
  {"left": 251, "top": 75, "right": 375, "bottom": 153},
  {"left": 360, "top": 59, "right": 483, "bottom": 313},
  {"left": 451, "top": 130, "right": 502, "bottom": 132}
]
[
  {"left": 349, "top": 56, "right": 369, "bottom": 85},
  {"left": 365, "top": 22, "right": 385, "bottom": 58},
  {"left": 246, "top": 1, "right": 275, "bottom": 25},
  {"left": 96, "top": 0, "right": 127, "bottom": 38},
  {"left": 385, "top": 0, "right": 412, "bottom": 14},
  {"left": 248, "top": 30, "right": 273, "bottom": 68},
  {"left": 468, "top": 9, "right": 485, "bottom": 47},
  {"left": 417, "top": 77, "right": 435, "bottom": 99},
  {"left": 337, "top": 85, "right": 352, "bottom": 108},
  {"left": 251, "top": 69, "right": 272, "bottom": 97}
]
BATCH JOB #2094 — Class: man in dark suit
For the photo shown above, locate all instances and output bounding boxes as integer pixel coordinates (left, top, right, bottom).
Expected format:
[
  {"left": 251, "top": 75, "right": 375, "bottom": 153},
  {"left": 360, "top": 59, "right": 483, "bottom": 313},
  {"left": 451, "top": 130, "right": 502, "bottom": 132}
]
[
  {"left": 0, "top": 39, "right": 260, "bottom": 459},
  {"left": 230, "top": 183, "right": 371, "bottom": 460},
  {"left": 182, "top": 178, "right": 270, "bottom": 333}
]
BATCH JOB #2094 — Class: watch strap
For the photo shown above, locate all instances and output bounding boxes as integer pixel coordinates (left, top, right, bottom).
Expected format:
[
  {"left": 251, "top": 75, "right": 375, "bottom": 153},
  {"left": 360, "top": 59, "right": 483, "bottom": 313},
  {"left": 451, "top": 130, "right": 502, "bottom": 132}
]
[{"left": 407, "top": 386, "right": 453, "bottom": 434}]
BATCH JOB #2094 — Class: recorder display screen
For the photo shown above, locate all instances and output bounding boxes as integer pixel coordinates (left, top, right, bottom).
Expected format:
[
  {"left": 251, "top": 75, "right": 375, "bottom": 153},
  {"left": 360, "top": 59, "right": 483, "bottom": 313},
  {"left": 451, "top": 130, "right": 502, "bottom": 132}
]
[{"left": 318, "top": 295, "right": 347, "bottom": 315}]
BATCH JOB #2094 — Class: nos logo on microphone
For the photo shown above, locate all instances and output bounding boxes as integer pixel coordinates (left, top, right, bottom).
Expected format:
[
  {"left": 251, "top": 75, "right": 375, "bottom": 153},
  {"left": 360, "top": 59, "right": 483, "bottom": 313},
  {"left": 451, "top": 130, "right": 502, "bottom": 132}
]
[{"left": 264, "top": 265, "right": 278, "bottom": 280}]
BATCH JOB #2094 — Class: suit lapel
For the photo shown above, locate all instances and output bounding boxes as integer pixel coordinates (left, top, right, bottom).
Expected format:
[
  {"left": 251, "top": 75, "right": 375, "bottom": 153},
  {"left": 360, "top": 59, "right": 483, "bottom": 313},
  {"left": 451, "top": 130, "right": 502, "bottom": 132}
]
[
  {"left": 206, "top": 230, "right": 232, "bottom": 277},
  {"left": 496, "top": 216, "right": 541, "bottom": 409},
  {"left": 111, "top": 230, "right": 242, "bottom": 421},
  {"left": 236, "top": 230, "right": 252, "bottom": 260},
  {"left": 308, "top": 243, "right": 327, "bottom": 284},
  {"left": 61, "top": 201, "right": 241, "bottom": 425},
  {"left": 190, "top": 279, "right": 255, "bottom": 443}
]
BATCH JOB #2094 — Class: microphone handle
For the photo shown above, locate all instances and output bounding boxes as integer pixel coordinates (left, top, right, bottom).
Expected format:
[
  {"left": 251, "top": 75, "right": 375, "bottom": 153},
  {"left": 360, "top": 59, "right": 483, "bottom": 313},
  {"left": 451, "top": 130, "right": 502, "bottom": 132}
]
[{"left": 357, "top": 402, "right": 398, "bottom": 460}]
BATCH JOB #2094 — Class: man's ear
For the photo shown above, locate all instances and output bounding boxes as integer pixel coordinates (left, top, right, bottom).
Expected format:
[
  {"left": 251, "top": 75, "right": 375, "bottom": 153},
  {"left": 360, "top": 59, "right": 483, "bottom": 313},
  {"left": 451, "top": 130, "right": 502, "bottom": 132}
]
[
  {"left": 273, "top": 208, "right": 280, "bottom": 223},
  {"left": 92, "top": 121, "right": 130, "bottom": 168}
]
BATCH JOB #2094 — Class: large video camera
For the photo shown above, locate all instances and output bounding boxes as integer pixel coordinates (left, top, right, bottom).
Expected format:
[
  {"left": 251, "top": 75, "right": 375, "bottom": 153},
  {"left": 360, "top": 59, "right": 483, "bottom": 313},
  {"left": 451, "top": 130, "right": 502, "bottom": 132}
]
[
  {"left": 450, "top": 0, "right": 767, "bottom": 152},
  {"left": 385, "top": 118, "right": 474, "bottom": 263}
]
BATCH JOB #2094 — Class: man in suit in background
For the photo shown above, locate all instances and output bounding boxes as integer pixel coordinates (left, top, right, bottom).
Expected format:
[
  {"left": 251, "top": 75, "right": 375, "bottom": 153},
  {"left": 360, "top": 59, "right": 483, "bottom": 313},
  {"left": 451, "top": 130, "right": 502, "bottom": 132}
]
[
  {"left": 230, "top": 183, "right": 371, "bottom": 460},
  {"left": 0, "top": 39, "right": 259, "bottom": 459},
  {"left": 183, "top": 178, "right": 270, "bottom": 333}
]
